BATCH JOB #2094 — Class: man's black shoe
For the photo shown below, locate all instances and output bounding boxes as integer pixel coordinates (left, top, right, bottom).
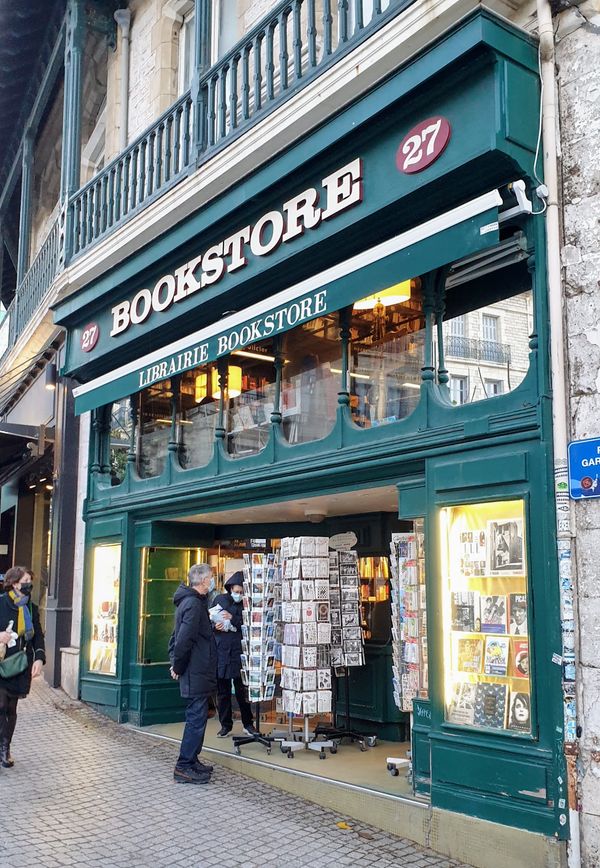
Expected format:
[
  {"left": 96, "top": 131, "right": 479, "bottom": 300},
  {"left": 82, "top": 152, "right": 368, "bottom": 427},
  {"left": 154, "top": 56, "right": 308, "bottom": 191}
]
[
  {"left": 174, "top": 766, "right": 211, "bottom": 785},
  {"left": 216, "top": 727, "right": 232, "bottom": 738},
  {"left": 194, "top": 759, "right": 214, "bottom": 773},
  {"left": 243, "top": 724, "right": 258, "bottom": 736}
]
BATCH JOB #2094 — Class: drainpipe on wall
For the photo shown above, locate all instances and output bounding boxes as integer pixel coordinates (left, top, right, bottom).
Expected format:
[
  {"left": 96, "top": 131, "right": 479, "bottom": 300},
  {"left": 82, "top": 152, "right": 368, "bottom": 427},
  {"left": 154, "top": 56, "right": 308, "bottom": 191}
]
[
  {"left": 536, "top": 0, "right": 581, "bottom": 865},
  {"left": 114, "top": 8, "right": 131, "bottom": 151}
]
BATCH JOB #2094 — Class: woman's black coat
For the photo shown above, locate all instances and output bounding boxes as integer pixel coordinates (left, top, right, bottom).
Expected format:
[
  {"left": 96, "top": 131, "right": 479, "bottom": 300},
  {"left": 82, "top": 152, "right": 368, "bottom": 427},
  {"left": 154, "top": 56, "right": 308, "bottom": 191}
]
[
  {"left": 169, "top": 584, "right": 217, "bottom": 698},
  {"left": 212, "top": 592, "right": 244, "bottom": 680},
  {"left": 0, "top": 593, "right": 46, "bottom": 697}
]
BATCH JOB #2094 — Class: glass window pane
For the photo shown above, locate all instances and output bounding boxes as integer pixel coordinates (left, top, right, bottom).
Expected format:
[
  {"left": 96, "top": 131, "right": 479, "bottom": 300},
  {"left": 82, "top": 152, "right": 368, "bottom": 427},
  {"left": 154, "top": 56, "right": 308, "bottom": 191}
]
[
  {"left": 280, "top": 314, "right": 341, "bottom": 444},
  {"left": 444, "top": 289, "right": 532, "bottom": 405},
  {"left": 137, "top": 382, "right": 173, "bottom": 478},
  {"left": 178, "top": 368, "right": 218, "bottom": 468},
  {"left": 89, "top": 544, "right": 121, "bottom": 675},
  {"left": 350, "top": 280, "right": 425, "bottom": 428},
  {"left": 440, "top": 500, "right": 531, "bottom": 735},
  {"left": 178, "top": 10, "right": 196, "bottom": 94},
  {"left": 109, "top": 398, "right": 131, "bottom": 484},
  {"left": 226, "top": 343, "right": 277, "bottom": 457}
]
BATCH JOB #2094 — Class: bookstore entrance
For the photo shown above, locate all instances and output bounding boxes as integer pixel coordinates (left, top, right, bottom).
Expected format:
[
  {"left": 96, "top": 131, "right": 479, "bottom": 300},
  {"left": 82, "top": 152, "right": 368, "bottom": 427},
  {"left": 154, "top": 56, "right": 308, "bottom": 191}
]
[{"left": 135, "top": 483, "right": 426, "bottom": 801}]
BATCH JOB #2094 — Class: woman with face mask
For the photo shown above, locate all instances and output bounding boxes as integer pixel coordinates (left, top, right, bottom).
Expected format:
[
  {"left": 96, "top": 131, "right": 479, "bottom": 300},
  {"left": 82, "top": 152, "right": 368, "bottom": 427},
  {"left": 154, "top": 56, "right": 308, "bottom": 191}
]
[
  {"left": 213, "top": 572, "right": 256, "bottom": 738},
  {"left": 0, "top": 566, "right": 46, "bottom": 770}
]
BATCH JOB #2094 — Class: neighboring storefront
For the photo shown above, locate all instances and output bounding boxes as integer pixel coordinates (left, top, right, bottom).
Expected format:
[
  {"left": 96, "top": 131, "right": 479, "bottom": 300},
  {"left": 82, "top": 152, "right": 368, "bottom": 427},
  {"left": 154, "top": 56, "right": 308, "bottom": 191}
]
[{"left": 54, "top": 10, "right": 568, "bottom": 848}]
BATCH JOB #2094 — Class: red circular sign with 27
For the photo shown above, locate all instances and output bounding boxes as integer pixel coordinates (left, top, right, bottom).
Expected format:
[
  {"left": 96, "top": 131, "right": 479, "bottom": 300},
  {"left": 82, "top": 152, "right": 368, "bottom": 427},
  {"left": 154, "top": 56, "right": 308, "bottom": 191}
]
[
  {"left": 396, "top": 117, "right": 451, "bottom": 175},
  {"left": 81, "top": 322, "right": 100, "bottom": 353}
]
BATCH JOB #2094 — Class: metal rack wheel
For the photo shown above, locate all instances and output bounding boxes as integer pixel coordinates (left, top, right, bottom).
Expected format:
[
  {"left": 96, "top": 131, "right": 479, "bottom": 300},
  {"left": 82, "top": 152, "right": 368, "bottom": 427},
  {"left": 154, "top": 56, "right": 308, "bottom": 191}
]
[
  {"left": 360, "top": 741, "right": 367, "bottom": 752},
  {"left": 367, "top": 736, "right": 377, "bottom": 747},
  {"left": 330, "top": 745, "right": 338, "bottom": 754},
  {"left": 319, "top": 751, "right": 327, "bottom": 760}
]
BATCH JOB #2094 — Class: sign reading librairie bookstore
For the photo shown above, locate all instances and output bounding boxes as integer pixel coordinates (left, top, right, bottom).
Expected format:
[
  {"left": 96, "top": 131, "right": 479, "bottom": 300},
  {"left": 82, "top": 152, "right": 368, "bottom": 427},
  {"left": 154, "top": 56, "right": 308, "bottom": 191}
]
[{"left": 568, "top": 437, "right": 600, "bottom": 498}]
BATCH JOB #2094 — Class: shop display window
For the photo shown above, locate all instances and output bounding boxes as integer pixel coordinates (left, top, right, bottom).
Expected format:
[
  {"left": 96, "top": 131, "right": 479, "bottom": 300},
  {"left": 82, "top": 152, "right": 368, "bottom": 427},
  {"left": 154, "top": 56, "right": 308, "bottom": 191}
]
[
  {"left": 225, "top": 342, "right": 277, "bottom": 458},
  {"left": 280, "top": 313, "right": 341, "bottom": 444},
  {"left": 349, "top": 280, "right": 425, "bottom": 428},
  {"left": 178, "top": 368, "right": 218, "bottom": 468},
  {"left": 440, "top": 499, "right": 532, "bottom": 734},
  {"left": 137, "top": 381, "right": 173, "bottom": 478},
  {"left": 358, "top": 556, "right": 390, "bottom": 643},
  {"left": 89, "top": 543, "right": 121, "bottom": 675},
  {"left": 139, "top": 546, "right": 205, "bottom": 664},
  {"left": 109, "top": 398, "right": 131, "bottom": 484}
]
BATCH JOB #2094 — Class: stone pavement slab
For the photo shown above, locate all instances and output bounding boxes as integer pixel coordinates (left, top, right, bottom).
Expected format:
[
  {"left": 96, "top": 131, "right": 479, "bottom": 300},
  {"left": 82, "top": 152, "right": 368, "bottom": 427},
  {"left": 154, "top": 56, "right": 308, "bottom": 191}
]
[{"left": 0, "top": 681, "right": 473, "bottom": 868}]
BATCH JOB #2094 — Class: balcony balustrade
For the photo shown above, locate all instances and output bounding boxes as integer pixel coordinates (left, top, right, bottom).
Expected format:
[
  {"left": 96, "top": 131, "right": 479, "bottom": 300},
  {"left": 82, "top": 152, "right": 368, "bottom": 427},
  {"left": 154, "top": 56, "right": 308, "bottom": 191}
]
[{"left": 445, "top": 335, "right": 511, "bottom": 365}]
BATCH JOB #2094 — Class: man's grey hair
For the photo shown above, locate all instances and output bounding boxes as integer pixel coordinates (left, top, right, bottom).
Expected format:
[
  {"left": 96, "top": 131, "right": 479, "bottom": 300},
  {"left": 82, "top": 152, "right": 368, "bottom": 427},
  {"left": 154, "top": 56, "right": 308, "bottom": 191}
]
[{"left": 188, "top": 563, "right": 212, "bottom": 587}]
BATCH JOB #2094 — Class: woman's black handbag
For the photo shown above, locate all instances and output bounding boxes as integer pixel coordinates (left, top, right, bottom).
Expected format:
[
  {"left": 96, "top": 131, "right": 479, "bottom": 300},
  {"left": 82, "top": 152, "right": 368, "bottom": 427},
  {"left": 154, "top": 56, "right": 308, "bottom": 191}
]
[{"left": 0, "top": 649, "right": 28, "bottom": 679}]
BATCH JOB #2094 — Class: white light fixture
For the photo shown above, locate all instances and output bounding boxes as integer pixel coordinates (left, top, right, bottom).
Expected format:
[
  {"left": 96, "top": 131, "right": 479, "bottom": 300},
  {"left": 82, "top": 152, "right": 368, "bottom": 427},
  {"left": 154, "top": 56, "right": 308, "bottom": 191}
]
[
  {"left": 44, "top": 362, "right": 57, "bottom": 391},
  {"left": 330, "top": 368, "right": 371, "bottom": 380},
  {"left": 233, "top": 349, "right": 275, "bottom": 362},
  {"left": 402, "top": 382, "right": 421, "bottom": 390}
]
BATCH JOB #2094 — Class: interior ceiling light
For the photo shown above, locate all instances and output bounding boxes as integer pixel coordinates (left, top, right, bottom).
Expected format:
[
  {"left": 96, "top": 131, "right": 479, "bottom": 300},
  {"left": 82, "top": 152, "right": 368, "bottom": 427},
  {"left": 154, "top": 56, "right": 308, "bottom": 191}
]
[
  {"left": 353, "top": 280, "right": 412, "bottom": 310},
  {"left": 212, "top": 365, "right": 242, "bottom": 399}
]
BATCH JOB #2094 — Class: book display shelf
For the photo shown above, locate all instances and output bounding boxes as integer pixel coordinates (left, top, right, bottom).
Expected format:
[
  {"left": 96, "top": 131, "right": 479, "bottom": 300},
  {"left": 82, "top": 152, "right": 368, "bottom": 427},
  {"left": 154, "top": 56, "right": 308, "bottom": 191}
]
[{"left": 440, "top": 499, "right": 532, "bottom": 734}]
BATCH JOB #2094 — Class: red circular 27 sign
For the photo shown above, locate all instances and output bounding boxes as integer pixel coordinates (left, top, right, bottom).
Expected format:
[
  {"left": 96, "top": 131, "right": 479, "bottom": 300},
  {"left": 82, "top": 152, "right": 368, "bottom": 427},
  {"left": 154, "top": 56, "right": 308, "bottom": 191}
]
[
  {"left": 81, "top": 322, "right": 100, "bottom": 353},
  {"left": 396, "top": 117, "right": 451, "bottom": 174}
]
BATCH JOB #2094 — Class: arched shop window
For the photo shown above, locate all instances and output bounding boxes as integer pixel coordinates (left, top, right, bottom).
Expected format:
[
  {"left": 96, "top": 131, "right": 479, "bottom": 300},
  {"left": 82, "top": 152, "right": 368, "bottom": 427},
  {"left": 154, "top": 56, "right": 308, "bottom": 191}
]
[
  {"left": 280, "top": 313, "right": 341, "bottom": 444},
  {"left": 177, "top": 367, "right": 218, "bottom": 468},
  {"left": 442, "top": 233, "right": 533, "bottom": 406},
  {"left": 225, "top": 340, "right": 277, "bottom": 458},
  {"left": 349, "top": 279, "right": 425, "bottom": 428},
  {"left": 137, "top": 381, "right": 173, "bottom": 478},
  {"left": 109, "top": 398, "right": 132, "bottom": 484}
]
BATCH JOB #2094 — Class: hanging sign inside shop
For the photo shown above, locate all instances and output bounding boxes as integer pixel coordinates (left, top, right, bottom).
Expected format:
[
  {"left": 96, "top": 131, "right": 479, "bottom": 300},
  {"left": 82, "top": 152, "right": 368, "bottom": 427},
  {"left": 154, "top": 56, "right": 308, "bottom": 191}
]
[
  {"left": 396, "top": 117, "right": 451, "bottom": 175},
  {"left": 109, "top": 159, "right": 364, "bottom": 339},
  {"left": 328, "top": 532, "right": 358, "bottom": 551},
  {"left": 567, "top": 437, "right": 600, "bottom": 498}
]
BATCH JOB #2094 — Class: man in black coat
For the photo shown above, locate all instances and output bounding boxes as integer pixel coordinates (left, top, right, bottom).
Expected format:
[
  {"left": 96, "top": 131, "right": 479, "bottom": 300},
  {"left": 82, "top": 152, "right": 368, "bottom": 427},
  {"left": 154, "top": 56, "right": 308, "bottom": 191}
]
[
  {"left": 169, "top": 563, "right": 218, "bottom": 784},
  {"left": 213, "top": 572, "right": 256, "bottom": 738}
]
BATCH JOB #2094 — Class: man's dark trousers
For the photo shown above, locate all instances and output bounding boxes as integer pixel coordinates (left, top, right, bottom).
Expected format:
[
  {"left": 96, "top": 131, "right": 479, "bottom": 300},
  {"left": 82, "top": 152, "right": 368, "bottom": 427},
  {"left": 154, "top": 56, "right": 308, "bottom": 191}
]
[{"left": 177, "top": 695, "right": 210, "bottom": 768}]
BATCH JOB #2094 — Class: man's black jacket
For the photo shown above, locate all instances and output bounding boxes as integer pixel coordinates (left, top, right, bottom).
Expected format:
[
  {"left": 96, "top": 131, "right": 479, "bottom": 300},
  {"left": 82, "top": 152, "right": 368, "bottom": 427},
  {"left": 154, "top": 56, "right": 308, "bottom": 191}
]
[{"left": 169, "top": 584, "right": 217, "bottom": 698}]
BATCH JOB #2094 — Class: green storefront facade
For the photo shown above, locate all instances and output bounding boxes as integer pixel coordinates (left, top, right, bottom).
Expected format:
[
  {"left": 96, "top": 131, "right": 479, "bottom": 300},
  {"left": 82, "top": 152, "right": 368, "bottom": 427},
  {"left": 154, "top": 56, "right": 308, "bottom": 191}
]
[{"left": 55, "top": 11, "right": 569, "bottom": 844}]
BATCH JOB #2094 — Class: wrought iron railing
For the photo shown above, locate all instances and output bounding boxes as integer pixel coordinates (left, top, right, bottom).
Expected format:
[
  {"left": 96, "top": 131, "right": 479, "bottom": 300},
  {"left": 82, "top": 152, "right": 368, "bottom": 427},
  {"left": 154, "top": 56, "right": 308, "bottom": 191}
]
[
  {"left": 445, "top": 335, "right": 511, "bottom": 365},
  {"left": 67, "top": 0, "right": 410, "bottom": 258},
  {"left": 69, "top": 91, "right": 194, "bottom": 256},
  {"left": 0, "top": 217, "right": 63, "bottom": 360}
]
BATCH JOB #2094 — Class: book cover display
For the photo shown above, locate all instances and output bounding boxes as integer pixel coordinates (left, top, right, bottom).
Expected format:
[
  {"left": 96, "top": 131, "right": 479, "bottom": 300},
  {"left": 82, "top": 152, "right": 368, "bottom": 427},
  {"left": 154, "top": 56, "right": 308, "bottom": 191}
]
[
  {"left": 240, "top": 552, "right": 278, "bottom": 702},
  {"left": 441, "top": 500, "right": 532, "bottom": 735},
  {"left": 389, "top": 522, "right": 428, "bottom": 712},
  {"left": 329, "top": 548, "right": 365, "bottom": 668}
]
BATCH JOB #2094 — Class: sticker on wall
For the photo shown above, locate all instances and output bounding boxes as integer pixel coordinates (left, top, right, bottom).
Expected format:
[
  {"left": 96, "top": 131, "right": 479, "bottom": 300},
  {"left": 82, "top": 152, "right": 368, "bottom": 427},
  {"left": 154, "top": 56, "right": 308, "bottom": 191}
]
[
  {"left": 396, "top": 117, "right": 451, "bottom": 174},
  {"left": 81, "top": 322, "right": 100, "bottom": 353}
]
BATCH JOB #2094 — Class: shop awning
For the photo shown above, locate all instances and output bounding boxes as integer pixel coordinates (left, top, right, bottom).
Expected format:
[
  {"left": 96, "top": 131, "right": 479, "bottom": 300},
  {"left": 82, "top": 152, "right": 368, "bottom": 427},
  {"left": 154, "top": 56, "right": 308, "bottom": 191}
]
[{"left": 73, "top": 190, "right": 502, "bottom": 415}]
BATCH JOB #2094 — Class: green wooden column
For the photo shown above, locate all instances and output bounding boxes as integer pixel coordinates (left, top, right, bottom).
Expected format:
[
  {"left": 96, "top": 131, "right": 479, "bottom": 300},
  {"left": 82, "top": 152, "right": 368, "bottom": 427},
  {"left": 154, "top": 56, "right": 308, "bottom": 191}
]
[
  {"left": 16, "top": 131, "right": 34, "bottom": 285},
  {"left": 61, "top": 0, "right": 86, "bottom": 261}
]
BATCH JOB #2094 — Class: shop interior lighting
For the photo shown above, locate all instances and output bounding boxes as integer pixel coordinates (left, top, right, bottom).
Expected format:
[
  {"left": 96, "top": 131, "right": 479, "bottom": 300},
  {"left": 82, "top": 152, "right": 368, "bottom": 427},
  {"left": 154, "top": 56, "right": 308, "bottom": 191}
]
[
  {"left": 211, "top": 365, "right": 242, "bottom": 399},
  {"left": 195, "top": 372, "right": 208, "bottom": 403},
  {"left": 330, "top": 368, "right": 371, "bottom": 380},
  {"left": 45, "top": 484, "right": 53, "bottom": 491},
  {"left": 401, "top": 382, "right": 421, "bottom": 390},
  {"left": 233, "top": 349, "right": 276, "bottom": 362},
  {"left": 353, "top": 280, "right": 412, "bottom": 310}
]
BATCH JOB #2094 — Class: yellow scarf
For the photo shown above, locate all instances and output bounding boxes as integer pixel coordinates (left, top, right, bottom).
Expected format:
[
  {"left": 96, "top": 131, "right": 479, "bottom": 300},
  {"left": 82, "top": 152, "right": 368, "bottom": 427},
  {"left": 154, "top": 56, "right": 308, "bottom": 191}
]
[{"left": 8, "top": 590, "right": 34, "bottom": 640}]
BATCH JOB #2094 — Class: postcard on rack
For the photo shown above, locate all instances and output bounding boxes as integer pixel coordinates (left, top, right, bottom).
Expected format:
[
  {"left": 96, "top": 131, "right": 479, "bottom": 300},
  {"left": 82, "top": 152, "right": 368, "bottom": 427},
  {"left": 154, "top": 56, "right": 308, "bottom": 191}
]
[
  {"left": 480, "top": 594, "right": 508, "bottom": 633},
  {"left": 342, "top": 611, "right": 359, "bottom": 627},
  {"left": 292, "top": 558, "right": 302, "bottom": 578},
  {"left": 339, "top": 550, "right": 357, "bottom": 565},
  {"left": 329, "top": 589, "right": 340, "bottom": 608},
  {"left": 512, "top": 639, "right": 529, "bottom": 678},
  {"left": 264, "top": 684, "right": 276, "bottom": 701},
  {"left": 292, "top": 537, "right": 302, "bottom": 557},
  {"left": 317, "top": 622, "right": 332, "bottom": 644},
  {"left": 331, "top": 609, "right": 341, "bottom": 627},
  {"left": 291, "top": 579, "right": 302, "bottom": 600},
  {"left": 315, "top": 579, "right": 330, "bottom": 600},
  {"left": 315, "top": 557, "right": 330, "bottom": 578},
  {"left": 303, "top": 622, "right": 318, "bottom": 645},
  {"left": 293, "top": 692, "right": 304, "bottom": 715},
  {"left": 317, "top": 602, "right": 330, "bottom": 622},
  {"left": 330, "top": 647, "right": 344, "bottom": 666},
  {"left": 317, "top": 668, "right": 332, "bottom": 689},
  {"left": 302, "top": 559, "right": 317, "bottom": 579},
  {"left": 509, "top": 593, "right": 528, "bottom": 635},
  {"left": 341, "top": 587, "right": 359, "bottom": 602},
  {"left": 473, "top": 682, "right": 509, "bottom": 729},
  {"left": 331, "top": 627, "right": 342, "bottom": 646},
  {"left": 303, "top": 646, "right": 317, "bottom": 668},
  {"left": 329, "top": 551, "right": 339, "bottom": 567},
  {"left": 343, "top": 626, "right": 362, "bottom": 642},
  {"left": 303, "top": 669, "right": 317, "bottom": 691},
  {"left": 302, "top": 601, "right": 316, "bottom": 622},
  {"left": 487, "top": 519, "right": 524, "bottom": 575},
  {"left": 456, "top": 637, "right": 484, "bottom": 673},
  {"left": 315, "top": 537, "right": 329, "bottom": 557},
  {"left": 483, "top": 635, "right": 510, "bottom": 676},
  {"left": 283, "top": 623, "right": 301, "bottom": 645},
  {"left": 447, "top": 682, "right": 477, "bottom": 725},
  {"left": 317, "top": 690, "right": 332, "bottom": 713},
  {"left": 303, "top": 691, "right": 317, "bottom": 714},
  {"left": 301, "top": 579, "right": 316, "bottom": 600}
]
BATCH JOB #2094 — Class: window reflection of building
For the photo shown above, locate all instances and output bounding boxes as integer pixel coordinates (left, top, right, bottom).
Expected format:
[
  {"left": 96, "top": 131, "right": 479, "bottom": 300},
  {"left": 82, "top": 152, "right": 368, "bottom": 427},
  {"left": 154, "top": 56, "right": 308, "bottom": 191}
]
[
  {"left": 178, "top": 368, "right": 218, "bottom": 468},
  {"left": 137, "top": 382, "right": 173, "bottom": 478},
  {"left": 226, "top": 343, "right": 277, "bottom": 458},
  {"left": 349, "top": 279, "right": 425, "bottom": 428},
  {"left": 280, "top": 314, "right": 341, "bottom": 444},
  {"left": 110, "top": 398, "right": 132, "bottom": 484}
]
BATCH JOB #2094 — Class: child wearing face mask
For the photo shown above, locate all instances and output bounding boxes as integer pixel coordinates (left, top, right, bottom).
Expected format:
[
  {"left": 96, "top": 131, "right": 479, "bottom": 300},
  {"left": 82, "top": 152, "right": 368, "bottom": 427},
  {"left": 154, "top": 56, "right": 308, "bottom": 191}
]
[
  {"left": 212, "top": 572, "right": 257, "bottom": 738},
  {"left": 0, "top": 566, "right": 46, "bottom": 770}
]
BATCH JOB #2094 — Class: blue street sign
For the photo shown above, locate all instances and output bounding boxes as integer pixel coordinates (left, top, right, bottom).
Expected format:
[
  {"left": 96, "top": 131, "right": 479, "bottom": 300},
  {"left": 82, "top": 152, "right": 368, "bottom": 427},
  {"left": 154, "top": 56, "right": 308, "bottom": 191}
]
[{"left": 568, "top": 437, "right": 600, "bottom": 498}]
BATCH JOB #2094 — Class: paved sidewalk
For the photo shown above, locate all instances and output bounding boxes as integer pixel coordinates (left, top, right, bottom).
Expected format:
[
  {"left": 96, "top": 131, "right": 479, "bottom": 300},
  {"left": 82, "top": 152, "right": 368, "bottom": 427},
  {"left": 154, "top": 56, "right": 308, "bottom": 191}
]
[{"left": 0, "top": 681, "right": 471, "bottom": 868}]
